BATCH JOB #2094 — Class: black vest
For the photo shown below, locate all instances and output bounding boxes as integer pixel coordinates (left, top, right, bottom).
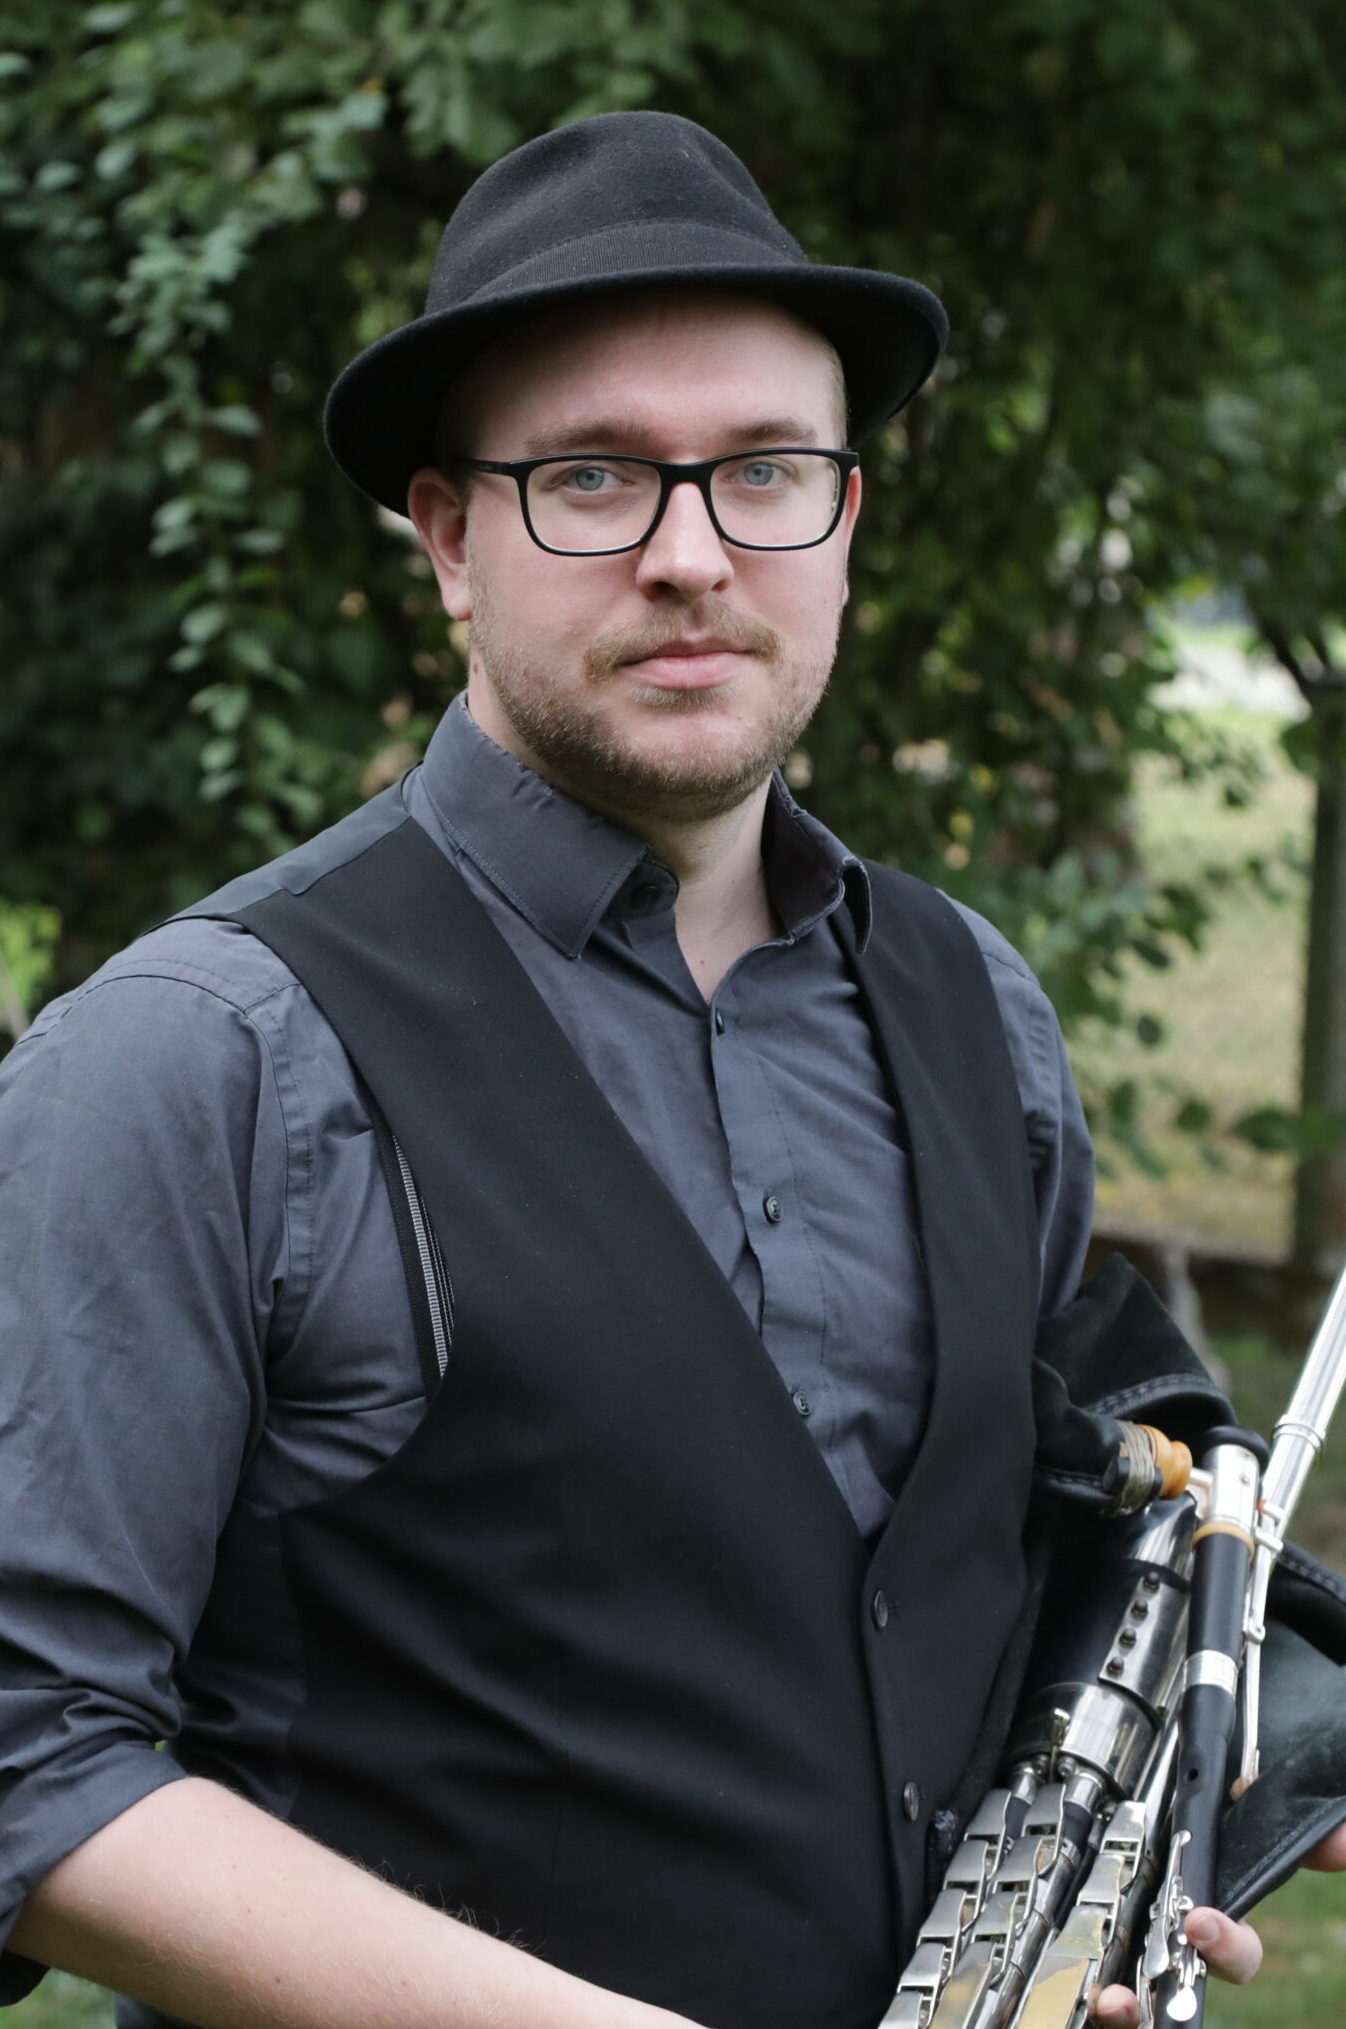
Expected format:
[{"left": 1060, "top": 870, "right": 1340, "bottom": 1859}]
[{"left": 183, "top": 791, "right": 1040, "bottom": 2029}]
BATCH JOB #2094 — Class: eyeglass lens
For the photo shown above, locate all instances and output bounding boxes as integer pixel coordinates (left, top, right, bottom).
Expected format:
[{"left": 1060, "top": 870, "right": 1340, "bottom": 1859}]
[{"left": 524, "top": 453, "right": 843, "bottom": 552}]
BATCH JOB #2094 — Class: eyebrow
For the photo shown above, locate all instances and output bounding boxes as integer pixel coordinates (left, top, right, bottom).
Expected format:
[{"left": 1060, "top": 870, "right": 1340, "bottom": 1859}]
[{"left": 518, "top": 415, "right": 826, "bottom": 457}]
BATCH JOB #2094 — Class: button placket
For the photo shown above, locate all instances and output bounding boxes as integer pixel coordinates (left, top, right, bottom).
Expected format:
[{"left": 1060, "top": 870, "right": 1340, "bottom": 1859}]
[{"left": 709, "top": 961, "right": 831, "bottom": 1481}]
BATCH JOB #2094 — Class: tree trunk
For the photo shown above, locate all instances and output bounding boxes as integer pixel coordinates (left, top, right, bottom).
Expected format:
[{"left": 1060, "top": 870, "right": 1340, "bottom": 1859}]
[{"left": 1294, "top": 691, "right": 1346, "bottom": 1271}]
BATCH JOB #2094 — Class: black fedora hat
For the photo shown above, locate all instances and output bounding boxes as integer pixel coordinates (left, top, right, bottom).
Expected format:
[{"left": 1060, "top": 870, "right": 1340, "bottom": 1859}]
[{"left": 324, "top": 111, "right": 948, "bottom": 513}]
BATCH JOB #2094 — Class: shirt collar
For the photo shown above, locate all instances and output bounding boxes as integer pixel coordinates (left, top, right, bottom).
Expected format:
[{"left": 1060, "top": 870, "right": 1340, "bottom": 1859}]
[
  {"left": 410, "top": 694, "right": 871, "bottom": 957},
  {"left": 762, "top": 776, "right": 873, "bottom": 949}
]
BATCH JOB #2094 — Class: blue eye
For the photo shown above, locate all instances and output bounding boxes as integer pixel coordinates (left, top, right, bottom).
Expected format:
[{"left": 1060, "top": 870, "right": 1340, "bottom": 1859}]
[
  {"left": 548, "top": 462, "right": 625, "bottom": 496},
  {"left": 735, "top": 460, "right": 790, "bottom": 488}
]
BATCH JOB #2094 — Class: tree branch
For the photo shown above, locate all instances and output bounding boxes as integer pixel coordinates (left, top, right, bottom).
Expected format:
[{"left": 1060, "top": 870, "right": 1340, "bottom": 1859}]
[{"left": 1253, "top": 611, "right": 1316, "bottom": 701}]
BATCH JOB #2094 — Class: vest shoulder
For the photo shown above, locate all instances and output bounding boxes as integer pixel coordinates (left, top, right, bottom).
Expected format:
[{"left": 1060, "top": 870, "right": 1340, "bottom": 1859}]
[
  {"left": 861, "top": 861, "right": 1042, "bottom": 991},
  {"left": 179, "top": 786, "right": 412, "bottom": 922},
  {"left": 945, "top": 898, "right": 1042, "bottom": 994}
]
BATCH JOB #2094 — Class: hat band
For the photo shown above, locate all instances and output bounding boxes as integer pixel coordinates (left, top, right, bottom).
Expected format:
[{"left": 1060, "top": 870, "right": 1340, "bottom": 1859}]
[{"left": 444, "top": 218, "right": 811, "bottom": 314}]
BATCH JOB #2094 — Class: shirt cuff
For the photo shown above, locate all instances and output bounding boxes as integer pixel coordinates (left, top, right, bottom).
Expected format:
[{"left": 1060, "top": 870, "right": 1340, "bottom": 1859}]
[{"left": 0, "top": 1746, "right": 191, "bottom": 1995}]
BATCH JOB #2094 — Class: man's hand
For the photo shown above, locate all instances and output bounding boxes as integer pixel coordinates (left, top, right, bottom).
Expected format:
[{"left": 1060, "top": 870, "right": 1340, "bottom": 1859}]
[
  {"left": 1089, "top": 1909, "right": 1261, "bottom": 2028},
  {"left": 1089, "top": 1822, "right": 1346, "bottom": 2026},
  {"left": 1304, "top": 1819, "right": 1346, "bottom": 1871}
]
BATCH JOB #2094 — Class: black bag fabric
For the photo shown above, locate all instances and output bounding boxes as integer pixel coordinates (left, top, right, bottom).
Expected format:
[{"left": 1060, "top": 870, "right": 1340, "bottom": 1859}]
[{"left": 1030, "top": 1251, "right": 1235, "bottom": 1502}]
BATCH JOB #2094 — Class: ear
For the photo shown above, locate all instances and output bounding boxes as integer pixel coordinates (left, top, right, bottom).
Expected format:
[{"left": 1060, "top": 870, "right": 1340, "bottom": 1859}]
[
  {"left": 406, "top": 466, "right": 473, "bottom": 621},
  {"left": 840, "top": 461, "right": 862, "bottom": 603}
]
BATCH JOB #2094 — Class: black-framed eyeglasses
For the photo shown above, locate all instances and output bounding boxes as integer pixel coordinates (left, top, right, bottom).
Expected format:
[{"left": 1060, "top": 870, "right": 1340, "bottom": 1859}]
[{"left": 454, "top": 448, "right": 859, "bottom": 555}]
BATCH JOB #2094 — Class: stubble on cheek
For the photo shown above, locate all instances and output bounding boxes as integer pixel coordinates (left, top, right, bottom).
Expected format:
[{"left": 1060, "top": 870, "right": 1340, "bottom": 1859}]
[{"left": 463, "top": 564, "right": 841, "bottom": 823}]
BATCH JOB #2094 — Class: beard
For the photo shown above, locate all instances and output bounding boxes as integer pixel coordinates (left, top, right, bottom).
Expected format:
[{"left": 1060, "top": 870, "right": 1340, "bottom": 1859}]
[{"left": 465, "top": 585, "right": 838, "bottom": 826}]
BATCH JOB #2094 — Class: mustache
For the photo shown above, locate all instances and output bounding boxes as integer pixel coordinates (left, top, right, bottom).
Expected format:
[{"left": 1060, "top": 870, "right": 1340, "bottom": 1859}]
[{"left": 584, "top": 601, "right": 780, "bottom": 680}]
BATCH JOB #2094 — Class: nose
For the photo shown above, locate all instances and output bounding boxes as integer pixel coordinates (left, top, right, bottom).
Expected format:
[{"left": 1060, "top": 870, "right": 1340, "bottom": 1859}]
[{"left": 633, "top": 477, "right": 735, "bottom": 602}]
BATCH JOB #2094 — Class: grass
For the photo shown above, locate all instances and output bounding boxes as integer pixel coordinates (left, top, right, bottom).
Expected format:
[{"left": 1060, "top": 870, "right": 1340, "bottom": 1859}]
[
  {"left": 6, "top": 1976, "right": 108, "bottom": 2029},
  {"left": 1070, "top": 701, "right": 1312, "bottom": 1255}
]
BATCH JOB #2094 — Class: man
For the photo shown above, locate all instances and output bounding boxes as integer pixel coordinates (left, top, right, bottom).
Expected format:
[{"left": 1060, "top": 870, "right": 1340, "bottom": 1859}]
[{"left": 0, "top": 112, "right": 1339, "bottom": 2029}]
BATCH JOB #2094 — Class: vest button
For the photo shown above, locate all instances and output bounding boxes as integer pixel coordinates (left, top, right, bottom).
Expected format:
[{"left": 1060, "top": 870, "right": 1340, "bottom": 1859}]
[
  {"left": 871, "top": 1589, "right": 889, "bottom": 1630},
  {"left": 902, "top": 1780, "right": 922, "bottom": 1822},
  {"left": 791, "top": 1389, "right": 812, "bottom": 1418},
  {"left": 713, "top": 1009, "right": 725, "bottom": 1035},
  {"left": 763, "top": 1193, "right": 784, "bottom": 1224}
]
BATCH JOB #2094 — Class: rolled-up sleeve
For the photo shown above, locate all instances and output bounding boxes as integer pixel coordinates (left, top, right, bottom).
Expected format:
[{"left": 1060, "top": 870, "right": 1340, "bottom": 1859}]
[{"left": 0, "top": 954, "right": 293, "bottom": 1985}]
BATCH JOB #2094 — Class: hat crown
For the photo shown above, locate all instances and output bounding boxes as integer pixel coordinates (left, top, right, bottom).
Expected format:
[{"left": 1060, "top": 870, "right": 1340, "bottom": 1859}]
[
  {"left": 427, "top": 112, "right": 806, "bottom": 314},
  {"left": 325, "top": 111, "right": 947, "bottom": 511}
]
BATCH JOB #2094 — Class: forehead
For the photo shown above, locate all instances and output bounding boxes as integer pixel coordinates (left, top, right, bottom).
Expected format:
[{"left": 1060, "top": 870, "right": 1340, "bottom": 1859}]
[{"left": 451, "top": 291, "right": 845, "bottom": 454}]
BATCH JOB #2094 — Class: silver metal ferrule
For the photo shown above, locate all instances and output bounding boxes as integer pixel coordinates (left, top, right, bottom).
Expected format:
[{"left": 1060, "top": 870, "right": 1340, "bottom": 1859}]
[
  {"left": 1183, "top": 1650, "right": 1239, "bottom": 1697},
  {"left": 1197, "top": 1444, "right": 1259, "bottom": 1537}
]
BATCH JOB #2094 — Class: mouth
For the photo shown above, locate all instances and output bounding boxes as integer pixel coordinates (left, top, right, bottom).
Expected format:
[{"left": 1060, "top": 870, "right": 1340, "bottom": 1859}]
[{"left": 617, "top": 638, "right": 752, "bottom": 690}]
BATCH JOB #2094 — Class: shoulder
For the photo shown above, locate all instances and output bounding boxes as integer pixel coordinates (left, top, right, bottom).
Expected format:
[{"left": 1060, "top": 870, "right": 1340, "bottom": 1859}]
[
  {"left": 945, "top": 894, "right": 1066, "bottom": 1106},
  {"left": 12, "top": 917, "right": 308, "bottom": 1086},
  {"left": 850, "top": 860, "right": 1093, "bottom": 1301},
  {"left": 52, "top": 915, "right": 305, "bottom": 1018},
  {"left": 2, "top": 917, "right": 357, "bottom": 1166},
  {"left": 861, "top": 860, "right": 1052, "bottom": 1038},
  {"left": 863, "top": 866, "right": 1074, "bottom": 1152},
  {"left": 945, "top": 898, "right": 1051, "bottom": 1018},
  {"left": 14, "top": 781, "right": 416, "bottom": 1074}
]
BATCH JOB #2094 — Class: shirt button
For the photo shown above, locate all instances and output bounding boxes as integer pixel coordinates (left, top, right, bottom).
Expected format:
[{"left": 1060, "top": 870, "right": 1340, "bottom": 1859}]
[
  {"left": 791, "top": 1389, "right": 812, "bottom": 1418},
  {"left": 902, "top": 1781, "right": 922, "bottom": 1822},
  {"left": 871, "top": 1589, "right": 889, "bottom": 1630},
  {"left": 713, "top": 1009, "right": 725, "bottom": 1035},
  {"left": 631, "top": 882, "right": 662, "bottom": 908},
  {"left": 763, "top": 1193, "right": 784, "bottom": 1224}
]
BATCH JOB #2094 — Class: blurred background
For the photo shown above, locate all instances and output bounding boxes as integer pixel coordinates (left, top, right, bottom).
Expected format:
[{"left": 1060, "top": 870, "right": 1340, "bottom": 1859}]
[{"left": 2, "top": 1, "right": 1345, "bottom": 2020}]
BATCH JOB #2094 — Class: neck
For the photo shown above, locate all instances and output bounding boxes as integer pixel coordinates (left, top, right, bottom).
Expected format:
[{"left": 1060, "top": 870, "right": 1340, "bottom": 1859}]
[
  {"left": 464, "top": 680, "right": 777, "bottom": 1000},
  {"left": 636, "top": 791, "right": 776, "bottom": 1001}
]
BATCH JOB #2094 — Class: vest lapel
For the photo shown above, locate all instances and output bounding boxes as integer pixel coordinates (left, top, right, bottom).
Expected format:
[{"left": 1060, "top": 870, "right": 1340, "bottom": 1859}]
[
  {"left": 840, "top": 868, "right": 1040, "bottom": 1497},
  {"left": 839, "top": 867, "right": 1042, "bottom": 1918}
]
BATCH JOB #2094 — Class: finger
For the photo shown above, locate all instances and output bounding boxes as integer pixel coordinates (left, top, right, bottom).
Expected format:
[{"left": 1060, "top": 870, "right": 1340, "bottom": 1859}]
[
  {"left": 1185, "top": 1908, "right": 1263, "bottom": 1984},
  {"left": 1305, "top": 1820, "right": 1346, "bottom": 1871},
  {"left": 1087, "top": 1981, "right": 1139, "bottom": 2027}
]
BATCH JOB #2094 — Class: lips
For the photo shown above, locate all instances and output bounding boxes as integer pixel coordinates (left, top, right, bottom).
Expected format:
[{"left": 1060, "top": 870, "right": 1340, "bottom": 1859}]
[
  {"left": 619, "top": 637, "right": 750, "bottom": 689},
  {"left": 623, "top": 635, "right": 739, "bottom": 660}
]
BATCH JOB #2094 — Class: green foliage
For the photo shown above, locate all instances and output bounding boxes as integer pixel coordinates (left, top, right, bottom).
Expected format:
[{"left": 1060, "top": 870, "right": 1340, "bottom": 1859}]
[
  {"left": 0, "top": 899, "right": 60, "bottom": 1038},
  {"left": 2, "top": 0, "right": 1344, "bottom": 1179}
]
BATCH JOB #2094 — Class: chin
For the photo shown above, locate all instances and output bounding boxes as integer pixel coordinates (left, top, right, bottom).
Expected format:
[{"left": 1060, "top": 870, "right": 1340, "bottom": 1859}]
[
  {"left": 476, "top": 645, "right": 827, "bottom": 823},
  {"left": 556, "top": 721, "right": 796, "bottom": 824}
]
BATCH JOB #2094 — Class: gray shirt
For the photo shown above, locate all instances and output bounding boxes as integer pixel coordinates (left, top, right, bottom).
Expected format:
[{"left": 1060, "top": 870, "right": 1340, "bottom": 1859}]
[{"left": 0, "top": 699, "right": 1092, "bottom": 1971}]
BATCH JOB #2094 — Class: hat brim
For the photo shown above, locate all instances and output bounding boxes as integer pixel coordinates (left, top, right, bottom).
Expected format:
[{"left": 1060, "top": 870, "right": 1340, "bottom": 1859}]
[{"left": 324, "top": 261, "right": 948, "bottom": 515}]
